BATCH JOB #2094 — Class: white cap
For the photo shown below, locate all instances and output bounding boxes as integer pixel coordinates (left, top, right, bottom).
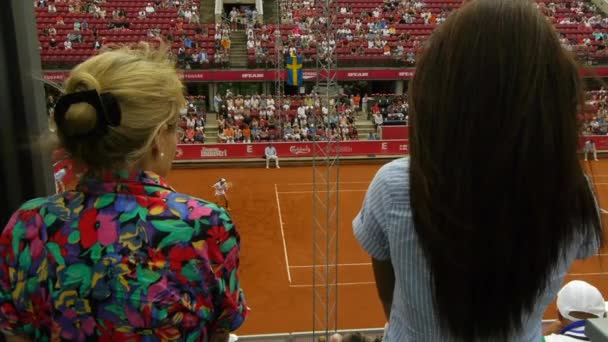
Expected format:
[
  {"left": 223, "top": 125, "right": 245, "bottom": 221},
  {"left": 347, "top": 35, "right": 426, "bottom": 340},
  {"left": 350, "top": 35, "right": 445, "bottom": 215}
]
[
  {"left": 557, "top": 280, "right": 606, "bottom": 322},
  {"left": 330, "top": 334, "right": 343, "bottom": 342}
]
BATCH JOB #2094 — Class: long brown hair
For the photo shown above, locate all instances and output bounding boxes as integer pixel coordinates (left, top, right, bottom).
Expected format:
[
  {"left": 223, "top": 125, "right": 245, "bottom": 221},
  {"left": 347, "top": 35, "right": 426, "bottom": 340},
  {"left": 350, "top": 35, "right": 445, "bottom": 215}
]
[{"left": 409, "top": 0, "right": 602, "bottom": 339}]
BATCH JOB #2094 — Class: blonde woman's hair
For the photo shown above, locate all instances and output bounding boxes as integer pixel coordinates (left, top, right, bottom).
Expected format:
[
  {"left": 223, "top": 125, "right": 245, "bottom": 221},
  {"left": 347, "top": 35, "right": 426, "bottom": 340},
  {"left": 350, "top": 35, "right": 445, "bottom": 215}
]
[{"left": 56, "top": 42, "right": 185, "bottom": 170}]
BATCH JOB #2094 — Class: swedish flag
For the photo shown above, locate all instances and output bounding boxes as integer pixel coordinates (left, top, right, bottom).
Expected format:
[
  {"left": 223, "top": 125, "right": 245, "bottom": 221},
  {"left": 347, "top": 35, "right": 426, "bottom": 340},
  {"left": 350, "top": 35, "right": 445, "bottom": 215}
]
[{"left": 286, "top": 54, "right": 303, "bottom": 86}]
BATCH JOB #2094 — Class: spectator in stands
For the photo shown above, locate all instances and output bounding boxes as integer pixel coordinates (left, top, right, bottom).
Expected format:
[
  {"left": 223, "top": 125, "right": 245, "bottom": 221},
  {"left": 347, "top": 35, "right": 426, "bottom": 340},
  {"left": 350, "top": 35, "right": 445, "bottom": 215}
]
[
  {"left": 543, "top": 280, "right": 606, "bottom": 341},
  {"left": 264, "top": 143, "right": 280, "bottom": 168},
  {"left": 224, "top": 125, "right": 235, "bottom": 143},
  {"left": 194, "top": 126, "right": 205, "bottom": 143},
  {"left": 67, "top": 32, "right": 83, "bottom": 43},
  {"left": 214, "top": 94, "right": 222, "bottom": 113},
  {"left": 354, "top": 0, "right": 603, "bottom": 341},
  {"left": 145, "top": 3, "right": 155, "bottom": 14},
  {"left": 48, "top": 2, "right": 56, "bottom": 13},
  {"left": 63, "top": 39, "right": 72, "bottom": 50},
  {"left": 372, "top": 112, "right": 383, "bottom": 132},
  {"left": 362, "top": 94, "right": 369, "bottom": 115},
  {"left": 242, "top": 124, "right": 252, "bottom": 143},
  {"left": 0, "top": 42, "right": 248, "bottom": 341}
]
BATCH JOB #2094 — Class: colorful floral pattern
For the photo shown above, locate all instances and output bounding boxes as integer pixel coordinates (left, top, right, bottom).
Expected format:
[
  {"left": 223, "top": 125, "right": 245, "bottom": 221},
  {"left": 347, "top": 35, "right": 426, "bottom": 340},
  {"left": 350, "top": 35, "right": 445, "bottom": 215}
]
[{"left": 0, "top": 170, "right": 247, "bottom": 341}]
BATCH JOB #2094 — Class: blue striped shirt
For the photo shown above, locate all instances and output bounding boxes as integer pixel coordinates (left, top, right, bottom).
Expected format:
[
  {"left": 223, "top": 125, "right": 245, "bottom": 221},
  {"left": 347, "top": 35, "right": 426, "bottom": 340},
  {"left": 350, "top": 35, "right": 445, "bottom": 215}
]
[{"left": 353, "top": 158, "right": 598, "bottom": 342}]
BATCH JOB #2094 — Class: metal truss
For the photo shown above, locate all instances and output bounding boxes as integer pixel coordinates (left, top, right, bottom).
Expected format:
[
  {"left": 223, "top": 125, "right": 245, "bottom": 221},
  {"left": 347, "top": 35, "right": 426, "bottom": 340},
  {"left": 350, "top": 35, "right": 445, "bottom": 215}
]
[
  {"left": 312, "top": 0, "right": 339, "bottom": 338},
  {"left": 274, "top": 0, "right": 285, "bottom": 123}
]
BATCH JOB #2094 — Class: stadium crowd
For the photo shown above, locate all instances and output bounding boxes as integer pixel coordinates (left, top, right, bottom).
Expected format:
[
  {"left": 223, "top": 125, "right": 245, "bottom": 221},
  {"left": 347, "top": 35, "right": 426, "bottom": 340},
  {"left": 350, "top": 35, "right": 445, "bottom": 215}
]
[
  {"left": 36, "top": 0, "right": 232, "bottom": 68},
  {"left": 214, "top": 92, "right": 361, "bottom": 143},
  {"left": 581, "top": 89, "right": 608, "bottom": 135},
  {"left": 210, "top": 91, "right": 412, "bottom": 144},
  {"left": 47, "top": 86, "right": 608, "bottom": 144},
  {"left": 178, "top": 95, "right": 208, "bottom": 143},
  {"left": 35, "top": 0, "right": 608, "bottom": 68},
  {"left": 244, "top": 0, "right": 608, "bottom": 67}
]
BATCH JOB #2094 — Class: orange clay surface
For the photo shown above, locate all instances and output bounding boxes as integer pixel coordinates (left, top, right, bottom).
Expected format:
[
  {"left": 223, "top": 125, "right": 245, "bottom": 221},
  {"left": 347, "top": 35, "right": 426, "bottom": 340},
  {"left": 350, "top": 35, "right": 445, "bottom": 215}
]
[{"left": 166, "top": 160, "right": 608, "bottom": 335}]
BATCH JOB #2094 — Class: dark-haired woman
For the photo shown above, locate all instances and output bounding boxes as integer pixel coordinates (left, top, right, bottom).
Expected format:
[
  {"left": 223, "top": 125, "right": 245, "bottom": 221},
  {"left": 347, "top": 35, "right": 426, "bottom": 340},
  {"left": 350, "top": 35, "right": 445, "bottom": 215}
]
[{"left": 354, "top": 0, "right": 603, "bottom": 341}]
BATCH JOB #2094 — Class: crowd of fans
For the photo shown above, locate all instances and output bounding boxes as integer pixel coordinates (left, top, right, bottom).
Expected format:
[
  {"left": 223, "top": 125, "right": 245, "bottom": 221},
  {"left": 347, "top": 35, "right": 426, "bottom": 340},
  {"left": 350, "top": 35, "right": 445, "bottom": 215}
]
[
  {"left": 240, "top": 0, "right": 608, "bottom": 67},
  {"left": 541, "top": 1, "right": 608, "bottom": 64},
  {"left": 34, "top": 0, "right": 608, "bottom": 68},
  {"left": 581, "top": 89, "right": 608, "bottom": 135},
  {"left": 206, "top": 89, "right": 608, "bottom": 144},
  {"left": 212, "top": 91, "right": 367, "bottom": 144},
  {"left": 47, "top": 85, "right": 608, "bottom": 144},
  {"left": 36, "top": 0, "right": 232, "bottom": 68},
  {"left": 227, "top": 6, "right": 259, "bottom": 30},
  {"left": 178, "top": 96, "right": 207, "bottom": 143}
]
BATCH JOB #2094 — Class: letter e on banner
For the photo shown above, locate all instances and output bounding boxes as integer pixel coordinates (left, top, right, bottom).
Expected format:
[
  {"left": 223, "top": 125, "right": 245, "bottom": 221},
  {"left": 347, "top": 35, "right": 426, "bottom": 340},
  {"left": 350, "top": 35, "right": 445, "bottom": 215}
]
[
  {"left": 247, "top": 145, "right": 253, "bottom": 153},
  {"left": 381, "top": 142, "right": 388, "bottom": 150}
]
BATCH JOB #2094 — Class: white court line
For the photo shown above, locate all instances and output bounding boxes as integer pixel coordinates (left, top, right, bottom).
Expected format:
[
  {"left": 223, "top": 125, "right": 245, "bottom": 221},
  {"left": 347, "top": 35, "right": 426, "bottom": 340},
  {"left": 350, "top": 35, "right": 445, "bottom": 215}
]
[
  {"left": 278, "top": 190, "right": 367, "bottom": 194},
  {"left": 274, "top": 184, "right": 292, "bottom": 283},
  {"left": 289, "top": 262, "right": 372, "bottom": 268},
  {"left": 568, "top": 272, "right": 608, "bottom": 276},
  {"left": 289, "top": 281, "right": 376, "bottom": 288},
  {"left": 284, "top": 181, "right": 370, "bottom": 185},
  {"left": 601, "top": 209, "right": 608, "bottom": 214}
]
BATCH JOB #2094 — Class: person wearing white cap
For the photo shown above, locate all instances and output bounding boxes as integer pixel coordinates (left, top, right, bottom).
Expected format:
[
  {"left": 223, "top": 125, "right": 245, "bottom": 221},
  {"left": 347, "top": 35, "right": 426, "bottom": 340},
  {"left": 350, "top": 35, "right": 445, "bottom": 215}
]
[{"left": 543, "top": 280, "right": 607, "bottom": 341}]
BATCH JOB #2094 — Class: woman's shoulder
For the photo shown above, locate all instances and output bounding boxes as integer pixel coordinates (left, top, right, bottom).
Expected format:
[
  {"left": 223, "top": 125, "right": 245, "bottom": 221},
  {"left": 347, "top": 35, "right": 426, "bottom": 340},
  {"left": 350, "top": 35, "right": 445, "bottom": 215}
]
[
  {"left": 367, "top": 157, "right": 410, "bottom": 205},
  {"left": 375, "top": 157, "right": 410, "bottom": 185},
  {"left": 169, "top": 192, "right": 233, "bottom": 223}
]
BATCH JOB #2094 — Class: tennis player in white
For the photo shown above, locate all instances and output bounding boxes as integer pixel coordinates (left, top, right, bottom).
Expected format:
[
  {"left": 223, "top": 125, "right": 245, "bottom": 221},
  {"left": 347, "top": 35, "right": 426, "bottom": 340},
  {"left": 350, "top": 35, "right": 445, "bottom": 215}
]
[
  {"left": 212, "top": 178, "right": 230, "bottom": 210},
  {"left": 584, "top": 140, "right": 598, "bottom": 161}
]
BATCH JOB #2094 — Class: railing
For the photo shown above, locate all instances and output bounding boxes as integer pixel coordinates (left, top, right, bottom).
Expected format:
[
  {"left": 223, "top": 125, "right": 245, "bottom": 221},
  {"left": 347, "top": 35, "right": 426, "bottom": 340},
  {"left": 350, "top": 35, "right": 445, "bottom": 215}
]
[
  {"left": 238, "top": 323, "right": 562, "bottom": 341},
  {"left": 239, "top": 328, "right": 385, "bottom": 341}
]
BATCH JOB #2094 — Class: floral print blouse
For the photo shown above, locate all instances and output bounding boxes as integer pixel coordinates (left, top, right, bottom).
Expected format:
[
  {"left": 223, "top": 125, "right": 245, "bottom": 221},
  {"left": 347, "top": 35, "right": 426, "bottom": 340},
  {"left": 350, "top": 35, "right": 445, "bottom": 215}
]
[{"left": 0, "top": 170, "right": 248, "bottom": 341}]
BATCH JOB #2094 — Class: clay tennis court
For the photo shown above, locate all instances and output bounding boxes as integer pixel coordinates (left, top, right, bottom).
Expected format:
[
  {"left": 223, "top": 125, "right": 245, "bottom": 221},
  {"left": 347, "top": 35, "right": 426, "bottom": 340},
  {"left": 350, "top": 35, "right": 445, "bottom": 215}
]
[{"left": 165, "top": 159, "right": 608, "bottom": 335}]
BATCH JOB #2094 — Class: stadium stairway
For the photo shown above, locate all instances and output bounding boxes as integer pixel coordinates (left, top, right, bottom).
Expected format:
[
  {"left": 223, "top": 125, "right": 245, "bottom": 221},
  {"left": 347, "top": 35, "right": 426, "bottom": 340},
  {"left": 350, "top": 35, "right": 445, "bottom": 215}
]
[
  {"left": 199, "top": 0, "right": 215, "bottom": 23},
  {"left": 263, "top": 0, "right": 278, "bottom": 24},
  {"left": 229, "top": 31, "right": 248, "bottom": 68},
  {"left": 356, "top": 118, "right": 376, "bottom": 139},
  {"left": 205, "top": 113, "right": 219, "bottom": 143}
]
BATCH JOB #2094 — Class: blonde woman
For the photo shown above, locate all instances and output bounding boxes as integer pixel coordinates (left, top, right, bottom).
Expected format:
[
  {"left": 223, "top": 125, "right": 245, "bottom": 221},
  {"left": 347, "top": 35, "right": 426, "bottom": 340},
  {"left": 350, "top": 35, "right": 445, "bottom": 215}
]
[{"left": 0, "top": 43, "right": 247, "bottom": 341}]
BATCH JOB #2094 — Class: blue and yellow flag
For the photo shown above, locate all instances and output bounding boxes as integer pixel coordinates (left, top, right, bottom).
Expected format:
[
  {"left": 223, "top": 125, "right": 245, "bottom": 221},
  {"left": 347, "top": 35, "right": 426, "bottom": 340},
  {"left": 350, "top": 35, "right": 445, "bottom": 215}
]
[{"left": 286, "top": 54, "right": 303, "bottom": 86}]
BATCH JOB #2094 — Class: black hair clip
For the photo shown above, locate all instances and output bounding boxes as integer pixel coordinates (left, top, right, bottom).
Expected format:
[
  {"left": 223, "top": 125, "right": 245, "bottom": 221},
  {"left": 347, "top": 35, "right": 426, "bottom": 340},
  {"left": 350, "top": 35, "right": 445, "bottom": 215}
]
[{"left": 54, "top": 89, "right": 122, "bottom": 138}]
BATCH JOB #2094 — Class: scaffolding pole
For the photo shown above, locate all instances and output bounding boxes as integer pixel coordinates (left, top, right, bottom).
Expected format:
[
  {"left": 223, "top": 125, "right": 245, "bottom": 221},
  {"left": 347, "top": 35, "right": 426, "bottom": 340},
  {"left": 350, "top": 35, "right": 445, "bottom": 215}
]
[
  {"left": 274, "top": 0, "right": 284, "bottom": 121},
  {"left": 312, "top": 0, "right": 339, "bottom": 339}
]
